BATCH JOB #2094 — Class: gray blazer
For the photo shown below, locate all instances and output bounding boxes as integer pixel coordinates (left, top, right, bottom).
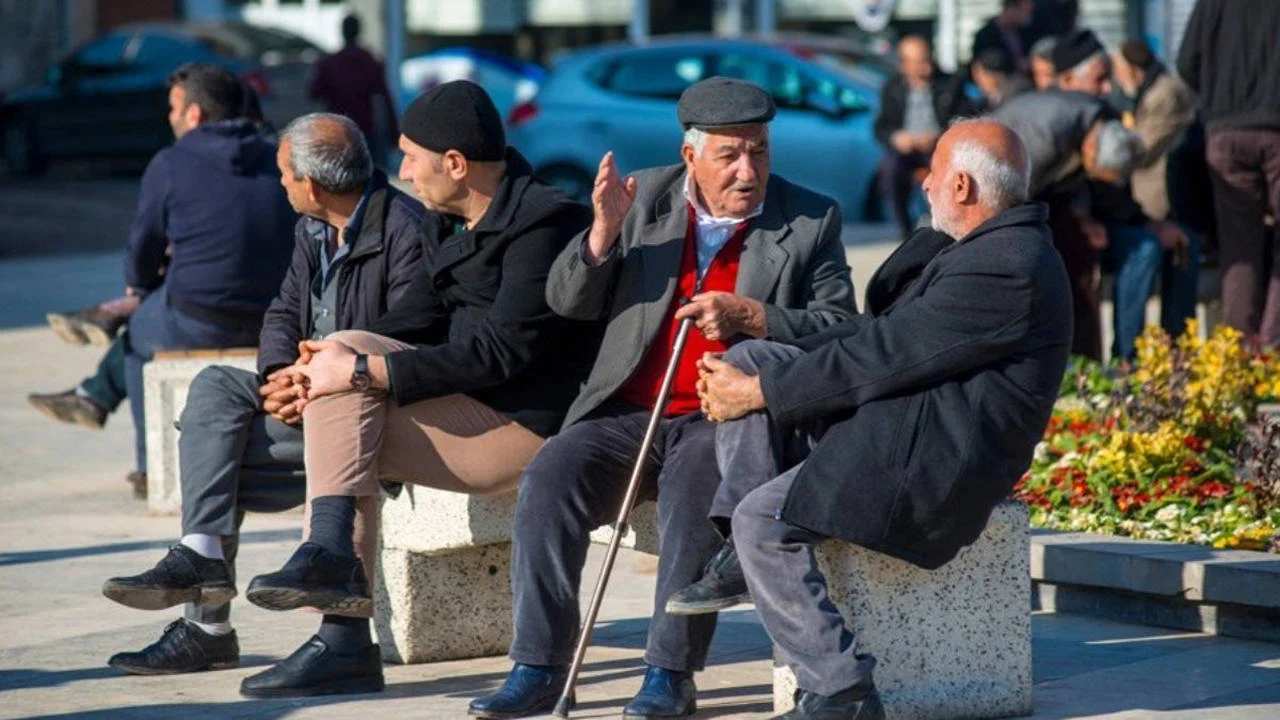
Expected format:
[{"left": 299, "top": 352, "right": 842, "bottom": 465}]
[{"left": 547, "top": 163, "right": 856, "bottom": 428}]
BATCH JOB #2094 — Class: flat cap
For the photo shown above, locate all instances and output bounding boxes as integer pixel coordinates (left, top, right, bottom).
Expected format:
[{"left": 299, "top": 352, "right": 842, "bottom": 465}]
[
  {"left": 677, "top": 77, "right": 776, "bottom": 129},
  {"left": 401, "top": 80, "right": 505, "bottom": 162},
  {"left": 1051, "top": 29, "right": 1105, "bottom": 74}
]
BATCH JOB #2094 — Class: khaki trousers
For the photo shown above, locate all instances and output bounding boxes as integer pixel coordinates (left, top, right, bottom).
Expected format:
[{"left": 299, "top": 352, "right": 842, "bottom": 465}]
[{"left": 300, "top": 330, "right": 546, "bottom": 609}]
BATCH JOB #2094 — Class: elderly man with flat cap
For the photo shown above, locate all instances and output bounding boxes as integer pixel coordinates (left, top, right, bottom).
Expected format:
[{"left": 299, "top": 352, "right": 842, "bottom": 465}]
[
  {"left": 469, "top": 77, "right": 856, "bottom": 719},
  {"left": 231, "top": 80, "right": 601, "bottom": 698}
]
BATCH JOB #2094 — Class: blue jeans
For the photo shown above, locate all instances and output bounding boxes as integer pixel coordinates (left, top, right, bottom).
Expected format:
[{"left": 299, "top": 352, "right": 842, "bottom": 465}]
[{"left": 1102, "top": 224, "right": 1202, "bottom": 360}]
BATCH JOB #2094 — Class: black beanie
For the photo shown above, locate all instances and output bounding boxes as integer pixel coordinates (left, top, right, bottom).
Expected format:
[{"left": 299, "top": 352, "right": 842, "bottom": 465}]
[
  {"left": 400, "top": 80, "right": 505, "bottom": 162},
  {"left": 1051, "top": 29, "right": 1105, "bottom": 74}
]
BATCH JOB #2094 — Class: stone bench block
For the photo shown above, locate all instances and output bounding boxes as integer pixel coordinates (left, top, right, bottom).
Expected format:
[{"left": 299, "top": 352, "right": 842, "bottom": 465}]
[
  {"left": 772, "top": 501, "right": 1032, "bottom": 720},
  {"left": 143, "top": 352, "right": 257, "bottom": 515}
]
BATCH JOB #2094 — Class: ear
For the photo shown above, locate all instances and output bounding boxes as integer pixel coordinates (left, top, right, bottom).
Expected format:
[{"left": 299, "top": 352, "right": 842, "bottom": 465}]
[
  {"left": 185, "top": 103, "right": 204, "bottom": 128},
  {"left": 445, "top": 149, "right": 469, "bottom": 180},
  {"left": 680, "top": 142, "right": 696, "bottom": 169},
  {"left": 304, "top": 176, "right": 320, "bottom": 205},
  {"left": 953, "top": 170, "right": 976, "bottom": 205}
]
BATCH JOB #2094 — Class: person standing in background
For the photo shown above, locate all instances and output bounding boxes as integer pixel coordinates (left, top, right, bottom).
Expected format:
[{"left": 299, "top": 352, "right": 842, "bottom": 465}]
[
  {"left": 972, "top": 0, "right": 1035, "bottom": 73},
  {"left": 309, "top": 14, "right": 399, "bottom": 166}
]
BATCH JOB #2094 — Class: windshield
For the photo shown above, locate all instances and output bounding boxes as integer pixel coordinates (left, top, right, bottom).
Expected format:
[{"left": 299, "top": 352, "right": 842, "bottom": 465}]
[{"left": 804, "top": 50, "right": 889, "bottom": 89}]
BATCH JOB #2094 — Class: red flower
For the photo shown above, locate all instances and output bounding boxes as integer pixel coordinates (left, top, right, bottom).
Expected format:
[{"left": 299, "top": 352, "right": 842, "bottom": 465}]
[{"left": 1184, "top": 436, "right": 1209, "bottom": 452}]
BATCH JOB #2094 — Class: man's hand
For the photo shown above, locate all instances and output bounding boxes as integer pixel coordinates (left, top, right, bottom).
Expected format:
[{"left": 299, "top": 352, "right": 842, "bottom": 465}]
[
  {"left": 1149, "top": 220, "right": 1189, "bottom": 252},
  {"left": 913, "top": 131, "right": 940, "bottom": 153},
  {"left": 585, "top": 151, "right": 637, "bottom": 264},
  {"left": 1081, "top": 217, "right": 1109, "bottom": 251},
  {"left": 674, "top": 292, "right": 767, "bottom": 342},
  {"left": 260, "top": 369, "right": 305, "bottom": 425},
  {"left": 890, "top": 131, "right": 915, "bottom": 154},
  {"left": 291, "top": 339, "right": 357, "bottom": 400},
  {"left": 696, "top": 353, "right": 766, "bottom": 422}
]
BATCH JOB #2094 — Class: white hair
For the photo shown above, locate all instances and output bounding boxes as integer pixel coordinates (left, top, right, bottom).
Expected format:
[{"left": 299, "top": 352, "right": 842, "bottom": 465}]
[
  {"left": 1093, "top": 120, "right": 1145, "bottom": 178},
  {"left": 945, "top": 119, "right": 1031, "bottom": 211},
  {"left": 683, "top": 126, "right": 707, "bottom": 154},
  {"left": 280, "top": 112, "right": 372, "bottom": 194},
  {"left": 1066, "top": 51, "right": 1108, "bottom": 82}
]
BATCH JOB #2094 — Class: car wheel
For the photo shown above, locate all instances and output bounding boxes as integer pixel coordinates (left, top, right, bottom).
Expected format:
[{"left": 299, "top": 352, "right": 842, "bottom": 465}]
[
  {"left": 539, "top": 164, "right": 593, "bottom": 203},
  {"left": 3, "top": 117, "right": 46, "bottom": 177}
]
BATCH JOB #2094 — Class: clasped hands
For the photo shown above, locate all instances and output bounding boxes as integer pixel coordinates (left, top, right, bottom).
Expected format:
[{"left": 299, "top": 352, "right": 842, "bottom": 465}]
[
  {"left": 697, "top": 352, "right": 766, "bottom": 423},
  {"left": 258, "top": 339, "right": 362, "bottom": 424}
]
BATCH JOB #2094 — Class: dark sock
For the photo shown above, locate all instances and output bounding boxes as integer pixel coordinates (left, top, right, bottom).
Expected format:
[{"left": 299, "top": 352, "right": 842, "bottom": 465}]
[
  {"left": 308, "top": 495, "right": 356, "bottom": 557},
  {"left": 316, "top": 614, "right": 372, "bottom": 653}
]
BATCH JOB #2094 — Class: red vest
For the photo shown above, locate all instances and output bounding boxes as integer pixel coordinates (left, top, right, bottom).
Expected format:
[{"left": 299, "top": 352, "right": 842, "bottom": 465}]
[{"left": 616, "top": 207, "right": 748, "bottom": 416}]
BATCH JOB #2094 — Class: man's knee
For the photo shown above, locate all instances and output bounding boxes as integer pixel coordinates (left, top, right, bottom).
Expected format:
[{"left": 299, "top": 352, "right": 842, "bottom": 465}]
[
  {"left": 326, "top": 329, "right": 391, "bottom": 353},
  {"left": 184, "top": 366, "right": 257, "bottom": 416},
  {"left": 723, "top": 339, "right": 800, "bottom": 374}
]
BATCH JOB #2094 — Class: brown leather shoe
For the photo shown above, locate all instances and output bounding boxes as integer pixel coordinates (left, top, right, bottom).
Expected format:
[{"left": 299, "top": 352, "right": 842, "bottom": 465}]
[
  {"left": 46, "top": 305, "right": 127, "bottom": 346},
  {"left": 28, "top": 389, "right": 107, "bottom": 429},
  {"left": 127, "top": 471, "right": 148, "bottom": 500}
]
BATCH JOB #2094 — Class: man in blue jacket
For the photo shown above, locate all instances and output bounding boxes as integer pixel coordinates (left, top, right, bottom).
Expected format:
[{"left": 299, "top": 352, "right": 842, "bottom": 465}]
[{"left": 28, "top": 63, "right": 296, "bottom": 488}]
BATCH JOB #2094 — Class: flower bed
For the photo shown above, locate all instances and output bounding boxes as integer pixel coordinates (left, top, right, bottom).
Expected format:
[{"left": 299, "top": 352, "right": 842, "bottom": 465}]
[{"left": 1015, "top": 322, "right": 1280, "bottom": 551}]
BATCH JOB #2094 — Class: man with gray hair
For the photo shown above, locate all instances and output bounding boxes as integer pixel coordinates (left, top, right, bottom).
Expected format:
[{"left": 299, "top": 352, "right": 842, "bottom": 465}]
[
  {"left": 686, "top": 119, "right": 1071, "bottom": 719},
  {"left": 99, "top": 112, "right": 424, "bottom": 678}
]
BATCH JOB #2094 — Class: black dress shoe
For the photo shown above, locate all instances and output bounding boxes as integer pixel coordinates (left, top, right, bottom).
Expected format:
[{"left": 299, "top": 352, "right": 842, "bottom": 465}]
[
  {"left": 665, "top": 538, "right": 749, "bottom": 615},
  {"left": 623, "top": 666, "right": 697, "bottom": 718},
  {"left": 771, "top": 686, "right": 885, "bottom": 720},
  {"left": 240, "top": 635, "right": 384, "bottom": 698},
  {"left": 468, "top": 663, "right": 572, "bottom": 719},
  {"left": 103, "top": 544, "right": 235, "bottom": 611},
  {"left": 107, "top": 619, "right": 239, "bottom": 675},
  {"left": 246, "top": 542, "right": 371, "bottom": 615},
  {"left": 27, "top": 389, "right": 107, "bottom": 430}
]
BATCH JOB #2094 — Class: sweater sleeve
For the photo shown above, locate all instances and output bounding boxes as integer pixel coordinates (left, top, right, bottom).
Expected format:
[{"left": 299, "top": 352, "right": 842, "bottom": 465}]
[
  {"left": 760, "top": 201, "right": 857, "bottom": 342},
  {"left": 124, "top": 151, "right": 171, "bottom": 291}
]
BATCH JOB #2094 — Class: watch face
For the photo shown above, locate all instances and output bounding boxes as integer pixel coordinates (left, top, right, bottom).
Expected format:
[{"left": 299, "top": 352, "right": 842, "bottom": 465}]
[{"left": 351, "top": 371, "right": 371, "bottom": 392}]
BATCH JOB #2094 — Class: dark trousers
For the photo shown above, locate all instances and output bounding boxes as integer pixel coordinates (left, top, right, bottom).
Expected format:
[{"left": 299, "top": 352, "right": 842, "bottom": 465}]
[
  {"left": 124, "top": 288, "right": 259, "bottom": 474},
  {"left": 178, "top": 365, "right": 306, "bottom": 623},
  {"left": 878, "top": 148, "right": 930, "bottom": 239},
  {"left": 1207, "top": 128, "right": 1280, "bottom": 344},
  {"left": 509, "top": 401, "right": 722, "bottom": 672},
  {"left": 1044, "top": 192, "right": 1102, "bottom": 359},
  {"left": 714, "top": 340, "right": 878, "bottom": 696},
  {"left": 79, "top": 336, "right": 128, "bottom": 413}
]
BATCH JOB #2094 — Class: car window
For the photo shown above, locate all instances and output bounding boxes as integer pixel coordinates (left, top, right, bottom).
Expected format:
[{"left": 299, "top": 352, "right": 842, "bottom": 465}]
[
  {"left": 807, "top": 74, "right": 871, "bottom": 114},
  {"left": 713, "top": 53, "right": 805, "bottom": 109},
  {"left": 132, "top": 34, "right": 208, "bottom": 69},
  {"left": 74, "top": 34, "right": 130, "bottom": 69},
  {"left": 598, "top": 52, "right": 707, "bottom": 99}
]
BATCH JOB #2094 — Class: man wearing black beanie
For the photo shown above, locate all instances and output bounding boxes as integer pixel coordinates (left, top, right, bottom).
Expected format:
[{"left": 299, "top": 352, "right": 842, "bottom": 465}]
[{"left": 237, "top": 80, "right": 601, "bottom": 699}]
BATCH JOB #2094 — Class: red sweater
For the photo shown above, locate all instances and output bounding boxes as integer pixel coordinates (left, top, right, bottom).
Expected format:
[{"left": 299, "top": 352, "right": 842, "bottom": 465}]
[{"left": 616, "top": 208, "right": 748, "bottom": 415}]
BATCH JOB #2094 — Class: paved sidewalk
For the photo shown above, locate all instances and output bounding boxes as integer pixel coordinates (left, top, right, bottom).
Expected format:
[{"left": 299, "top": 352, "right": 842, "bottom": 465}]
[{"left": 2, "top": 255, "right": 1280, "bottom": 719}]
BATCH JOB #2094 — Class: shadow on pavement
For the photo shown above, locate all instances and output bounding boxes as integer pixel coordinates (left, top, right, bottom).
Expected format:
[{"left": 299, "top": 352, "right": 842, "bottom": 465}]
[{"left": 0, "top": 529, "right": 299, "bottom": 567}]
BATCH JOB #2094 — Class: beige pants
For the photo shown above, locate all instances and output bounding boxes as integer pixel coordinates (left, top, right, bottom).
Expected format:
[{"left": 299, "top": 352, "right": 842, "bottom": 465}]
[{"left": 300, "top": 330, "right": 546, "bottom": 605}]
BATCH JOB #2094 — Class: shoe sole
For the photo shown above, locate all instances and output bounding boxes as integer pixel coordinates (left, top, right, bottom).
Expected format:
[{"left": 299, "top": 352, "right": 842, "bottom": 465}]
[
  {"left": 468, "top": 697, "right": 572, "bottom": 719},
  {"left": 76, "top": 319, "right": 116, "bottom": 346},
  {"left": 664, "top": 592, "right": 751, "bottom": 616},
  {"left": 46, "top": 313, "right": 88, "bottom": 346},
  {"left": 622, "top": 700, "right": 697, "bottom": 718},
  {"left": 108, "top": 657, "right": 239, "bottom": 676},
  {"left": 101, "top": 581, "right": 237, "bottom": 611},
  {"left": 240, "top": 674, "right": 385, "bottom": 699},
  {"left": 245, "top": 584, "right": 372, "bottom": 616},
  {"left": 27, "top": 396, "right": 104, "bottom": 430}
]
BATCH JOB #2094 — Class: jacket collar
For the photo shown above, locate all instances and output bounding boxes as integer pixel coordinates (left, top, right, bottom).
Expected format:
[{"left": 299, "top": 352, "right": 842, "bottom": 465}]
[
  {"left": 952, "top": 202, "right": 1049, "bottom": 246},
  {"left": 349, "top": 170, "right": 391, "bottom": 260}
]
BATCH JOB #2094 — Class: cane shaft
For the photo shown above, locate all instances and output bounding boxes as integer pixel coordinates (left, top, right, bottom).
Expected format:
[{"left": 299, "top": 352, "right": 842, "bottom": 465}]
[{"left": 554, "top": 317, "right": 696, "bottom": 717}]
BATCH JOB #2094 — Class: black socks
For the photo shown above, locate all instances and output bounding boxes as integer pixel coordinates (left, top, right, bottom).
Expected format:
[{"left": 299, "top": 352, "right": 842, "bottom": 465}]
[
  {"left": 308, "top": 495, "right": 356, "bottom": 558},
  {"left": 317, "top": 614, "right": 372, "bottom": 653}
]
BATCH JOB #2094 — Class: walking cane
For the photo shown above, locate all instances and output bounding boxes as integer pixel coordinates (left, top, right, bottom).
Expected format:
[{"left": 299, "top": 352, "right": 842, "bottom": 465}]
[{"left": 553, "top": 312, "right": 698, "bottom": 719}]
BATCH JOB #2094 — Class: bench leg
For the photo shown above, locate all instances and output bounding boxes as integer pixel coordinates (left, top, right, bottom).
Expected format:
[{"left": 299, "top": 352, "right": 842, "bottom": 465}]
[{"left": 374, "top": 543, "right": 514, "bottom": 664}]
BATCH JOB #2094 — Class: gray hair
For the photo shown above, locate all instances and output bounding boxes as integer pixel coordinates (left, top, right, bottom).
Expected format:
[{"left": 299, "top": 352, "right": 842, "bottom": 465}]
[
  {"left": 946, "top": 118, "right": 1030, "bottom": 211},
  {"left": 683, "top": 126, "right": 707, "bottom": 154},
  {"left": 1030, "top": 36, "right": 1058, "bottom": 62},
  {"left": 280, "top": 112, "right": 372, "bottom": 194},
  {"left": 1093, "top": 120, "right": 1145, "bottom": 177}
]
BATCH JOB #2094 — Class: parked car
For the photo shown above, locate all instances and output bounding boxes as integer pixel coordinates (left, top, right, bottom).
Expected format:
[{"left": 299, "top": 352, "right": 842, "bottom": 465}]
[
  {"left": 0, "top": 22, "right": 321, "bottom": 176},
  {"left": 400, "top": 47, "right": 546, "bottom": 120},
  {"left": 507, "top": 35, "right": 888, "bottom": 221}
]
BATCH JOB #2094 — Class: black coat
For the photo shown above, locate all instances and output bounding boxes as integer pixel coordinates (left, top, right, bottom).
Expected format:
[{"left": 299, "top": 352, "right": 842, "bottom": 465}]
[
  {"left": 257, "top": 171, "right": 425, "bottom": 375},
  {"left": 371, "top": 149, "right": 599, "bottom": 438},
  {"left": 760, "top": 204, "right": 1072, "bottom": 569},
  {"left": 1177, "top": 0, "right": 1280, "bottom": 131},
  {"left": 873, "top": 72, "right": 974, "bottom": 149}
]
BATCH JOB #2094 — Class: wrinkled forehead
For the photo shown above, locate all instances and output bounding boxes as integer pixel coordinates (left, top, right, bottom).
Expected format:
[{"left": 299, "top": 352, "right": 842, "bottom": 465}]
[{"left": 695, "top": 123, "right": 770, "bottom": 152}]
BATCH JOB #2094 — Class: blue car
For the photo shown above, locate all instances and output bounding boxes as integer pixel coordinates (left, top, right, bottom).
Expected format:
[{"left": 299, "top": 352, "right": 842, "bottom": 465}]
[{"left": 507, "top": 35, "right": 888, "bottom": 221}]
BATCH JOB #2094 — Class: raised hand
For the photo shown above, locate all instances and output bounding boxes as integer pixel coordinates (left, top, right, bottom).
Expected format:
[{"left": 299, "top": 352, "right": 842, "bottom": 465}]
[{"left": 586, "top": 151, "right": 637, "bottom": 263}]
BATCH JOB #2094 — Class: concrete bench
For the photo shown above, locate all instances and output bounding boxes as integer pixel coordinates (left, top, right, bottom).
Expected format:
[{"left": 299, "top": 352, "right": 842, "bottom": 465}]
[
  {"left": 143, "top": 349, "right": 257, "bottom": 514},
  {"left": 376, "top": 486, "right": 1033, "bottom": 720}
]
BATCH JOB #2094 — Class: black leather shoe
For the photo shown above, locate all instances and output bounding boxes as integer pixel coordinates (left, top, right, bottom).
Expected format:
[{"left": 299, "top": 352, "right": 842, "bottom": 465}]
[
  {"left": 623, "top": 666, "right": 697, "bottom": 718},
  {"left": 240, "top": 635, "right": 383, "bottom": 698},
  {"left": 468, "top": 663, "right": 572, "bottom": 719},
  {"left": 107, "top": 619, "right": 239, "bottom": 675},
  {"left": 772, "top": 686, "right": 885, "bottom": 720},
  {"left": 103, "top": 544, "right": 235, "bottom": 611},
  {"left": 665, "top": 539, "right": 749, "bottom": 615},
  {"left": 246, "top": 542, "right": 371, "bottom": 615}
]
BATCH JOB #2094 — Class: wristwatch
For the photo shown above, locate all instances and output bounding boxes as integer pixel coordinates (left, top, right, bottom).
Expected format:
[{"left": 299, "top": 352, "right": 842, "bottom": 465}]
[{"left": 350, "top": 353, "right": 372, "bottom": 392}]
